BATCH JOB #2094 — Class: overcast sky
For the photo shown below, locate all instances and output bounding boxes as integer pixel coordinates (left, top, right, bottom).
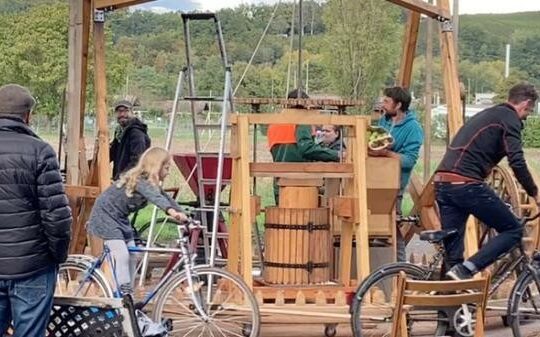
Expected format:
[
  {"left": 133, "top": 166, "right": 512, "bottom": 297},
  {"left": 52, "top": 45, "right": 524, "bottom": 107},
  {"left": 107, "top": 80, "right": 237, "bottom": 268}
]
[{"left": 137, "top": 0, "right": 540, "bottom": 13}]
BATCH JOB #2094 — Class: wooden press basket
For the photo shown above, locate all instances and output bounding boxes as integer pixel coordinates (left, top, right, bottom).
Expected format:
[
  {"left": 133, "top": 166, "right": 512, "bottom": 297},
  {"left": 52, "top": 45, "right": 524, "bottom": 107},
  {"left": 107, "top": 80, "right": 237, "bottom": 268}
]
[{"left": 263, "top": 207, "right": 331, "bottom": 285}]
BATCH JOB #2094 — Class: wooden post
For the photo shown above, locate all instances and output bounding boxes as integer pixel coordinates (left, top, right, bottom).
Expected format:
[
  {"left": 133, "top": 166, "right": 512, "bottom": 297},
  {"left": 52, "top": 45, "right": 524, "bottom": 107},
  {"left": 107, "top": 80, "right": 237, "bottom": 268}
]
[
  {"left": 397, "top": 10, "right": 420, "bottom": 89},
  {"left": 66, "top": 0, "right": 85, "bottom": 185},
  {"left": 237, "top": 115, "right": 253, "bottom": 288},
  {"left": 89, "top": 10, "right": 110, "bottom": 256},
  {"left": 438, "top": 0, "right": 462, "bottom": 138},
  {"left": 423, "top": 1, "right": 433, "bottom": 183}
]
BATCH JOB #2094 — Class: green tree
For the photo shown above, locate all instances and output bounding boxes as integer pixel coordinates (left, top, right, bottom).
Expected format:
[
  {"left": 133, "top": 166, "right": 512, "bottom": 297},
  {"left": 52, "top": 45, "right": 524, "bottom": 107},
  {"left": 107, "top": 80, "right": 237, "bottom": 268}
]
[{"left": 321, "top": 0, "right": 402, "bottom": 105}]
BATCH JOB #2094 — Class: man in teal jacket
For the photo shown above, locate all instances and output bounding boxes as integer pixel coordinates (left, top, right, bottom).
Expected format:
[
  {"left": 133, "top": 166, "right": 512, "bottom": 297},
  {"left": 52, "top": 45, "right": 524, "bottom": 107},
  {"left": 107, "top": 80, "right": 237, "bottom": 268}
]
[{"left": 370, "top": 86, "right": 423, "bottom": 262}]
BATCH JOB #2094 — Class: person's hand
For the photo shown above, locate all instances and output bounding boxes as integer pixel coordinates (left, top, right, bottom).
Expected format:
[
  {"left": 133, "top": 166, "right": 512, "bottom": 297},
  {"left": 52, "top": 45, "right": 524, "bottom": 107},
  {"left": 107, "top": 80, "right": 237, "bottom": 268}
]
[
  {"left": 168, "top": 209, "right": 189, "bottom": 222},
  {"left": 368, "top": 148, "right": 389, "bottom": 157}
]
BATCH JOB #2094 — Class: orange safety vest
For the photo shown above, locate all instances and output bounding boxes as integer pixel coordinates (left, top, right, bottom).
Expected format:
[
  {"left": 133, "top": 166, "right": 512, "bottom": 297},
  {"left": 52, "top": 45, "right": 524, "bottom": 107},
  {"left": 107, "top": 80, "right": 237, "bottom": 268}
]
[{"left": 267, "top": 124, "right": 297, "bottom": 149}]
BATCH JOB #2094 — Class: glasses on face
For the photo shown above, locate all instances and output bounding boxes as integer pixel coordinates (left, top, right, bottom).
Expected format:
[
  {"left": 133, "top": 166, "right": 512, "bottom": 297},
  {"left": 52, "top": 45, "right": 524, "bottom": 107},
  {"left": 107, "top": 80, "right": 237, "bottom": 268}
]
[{"left": 321, "top": 129, "right": 334, "bottom": 133}]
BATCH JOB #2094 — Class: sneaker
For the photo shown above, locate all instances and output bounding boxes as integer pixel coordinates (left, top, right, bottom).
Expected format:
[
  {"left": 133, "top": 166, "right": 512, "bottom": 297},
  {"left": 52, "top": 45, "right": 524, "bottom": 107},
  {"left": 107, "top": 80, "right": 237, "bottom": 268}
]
[{"left": 446, "top": 264, "right": 473, "bottom": 280}]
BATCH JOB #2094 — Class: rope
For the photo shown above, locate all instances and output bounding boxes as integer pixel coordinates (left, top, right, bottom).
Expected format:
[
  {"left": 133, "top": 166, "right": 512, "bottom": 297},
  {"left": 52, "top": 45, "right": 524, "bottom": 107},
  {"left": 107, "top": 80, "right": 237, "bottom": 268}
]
[{"left": 233, "top": 1, "right": 282, "bottom": 95}]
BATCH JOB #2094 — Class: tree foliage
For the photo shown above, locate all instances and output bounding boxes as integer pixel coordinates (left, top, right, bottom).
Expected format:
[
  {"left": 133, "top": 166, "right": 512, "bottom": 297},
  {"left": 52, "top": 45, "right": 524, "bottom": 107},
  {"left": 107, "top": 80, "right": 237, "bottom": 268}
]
[{"left": 322, "top": 0, "right": 402, "bottom": 104}]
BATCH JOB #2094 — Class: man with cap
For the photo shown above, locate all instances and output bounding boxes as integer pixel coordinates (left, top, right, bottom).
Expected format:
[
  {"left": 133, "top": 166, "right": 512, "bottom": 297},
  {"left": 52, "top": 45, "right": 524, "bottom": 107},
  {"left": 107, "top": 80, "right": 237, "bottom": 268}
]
[
  {"left": 0, "top": 84, "right": 72, "bottom": 337},
  {"left": 110, "top": 99, "right": 151, "bottom": 180}
]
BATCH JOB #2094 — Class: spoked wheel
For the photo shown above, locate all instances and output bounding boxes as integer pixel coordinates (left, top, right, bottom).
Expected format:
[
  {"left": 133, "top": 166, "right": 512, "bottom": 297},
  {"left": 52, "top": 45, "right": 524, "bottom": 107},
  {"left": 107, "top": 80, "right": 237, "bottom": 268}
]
[
  {"left": 350, "top": 263, "right": 447, "bottom": 337},
  {"left": 508, "top": 271, "right": 540, "bottom": 337},
  {"left": 56, "top": 257, "right": 113, "bottom": 298},
  {"left": 152, "top": 266, "right": 260, "bottom": 337}
]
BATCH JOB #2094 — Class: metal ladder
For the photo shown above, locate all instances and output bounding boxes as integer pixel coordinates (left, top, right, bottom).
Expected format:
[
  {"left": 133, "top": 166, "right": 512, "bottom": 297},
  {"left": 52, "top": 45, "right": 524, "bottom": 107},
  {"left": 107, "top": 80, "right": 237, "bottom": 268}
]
[
  {"left": 181, "top": 13, "right": 233, "bottom": 267},
  {"left": 138, "top": 13, "right": 232, "bottom": 285}
]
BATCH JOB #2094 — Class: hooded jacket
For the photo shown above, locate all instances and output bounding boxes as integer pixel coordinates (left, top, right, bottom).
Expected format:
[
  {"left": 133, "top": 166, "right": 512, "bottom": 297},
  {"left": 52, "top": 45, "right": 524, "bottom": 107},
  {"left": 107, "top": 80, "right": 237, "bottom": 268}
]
[
  {"left": 110, "top": 118, "right": 151, "bottom": 180},
  {"left": 378, "top": 111, "right": 424, "bottom": 193},
  {"left": 0, "top": 117, "right": 72, "bottom": 279}
]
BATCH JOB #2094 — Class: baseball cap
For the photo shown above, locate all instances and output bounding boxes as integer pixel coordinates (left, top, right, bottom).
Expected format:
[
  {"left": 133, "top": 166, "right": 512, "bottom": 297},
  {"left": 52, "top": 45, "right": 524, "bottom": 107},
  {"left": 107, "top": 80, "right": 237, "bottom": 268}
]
[{"left": 114, "top": 100, "right": 133, "bottom": 110}]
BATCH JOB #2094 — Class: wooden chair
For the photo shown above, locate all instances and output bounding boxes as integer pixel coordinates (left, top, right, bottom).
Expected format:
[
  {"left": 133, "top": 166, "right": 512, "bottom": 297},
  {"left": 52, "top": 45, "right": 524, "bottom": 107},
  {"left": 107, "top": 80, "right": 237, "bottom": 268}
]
[{"left": 391, "top": 271, "right": 490, "bottom": 337}]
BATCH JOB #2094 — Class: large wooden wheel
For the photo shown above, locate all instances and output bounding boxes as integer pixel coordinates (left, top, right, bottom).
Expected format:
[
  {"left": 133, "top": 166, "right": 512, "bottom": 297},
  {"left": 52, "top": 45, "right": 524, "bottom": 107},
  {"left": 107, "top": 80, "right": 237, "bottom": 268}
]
[
  {"left": 480, "top": 165, "right": 540, "bottom": 252},
  {"left": 478, "top": 165, "right": 540, "bottom": 300}
]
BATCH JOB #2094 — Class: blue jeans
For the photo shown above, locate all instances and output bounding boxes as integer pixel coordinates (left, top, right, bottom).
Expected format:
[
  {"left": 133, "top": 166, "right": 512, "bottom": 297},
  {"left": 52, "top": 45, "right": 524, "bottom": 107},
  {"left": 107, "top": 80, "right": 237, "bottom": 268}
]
[
  {"left": 0, "top": 266, "right": 57, "bottom": 337},
  {"left": 435, "top": 182, "right": 522, "bottom": 271}
]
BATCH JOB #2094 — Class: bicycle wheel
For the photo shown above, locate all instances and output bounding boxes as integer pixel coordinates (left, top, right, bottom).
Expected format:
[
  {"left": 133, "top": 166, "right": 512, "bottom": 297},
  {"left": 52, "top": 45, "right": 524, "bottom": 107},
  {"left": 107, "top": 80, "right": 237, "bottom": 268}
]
[
  {"left": 508, "top": 270, "right": 540, "bottom": 337},
  {"left": 56, "top": 257, "right": 113, "bottom": 298},
  {"left": 152, "top": 266, "right": 260, "bottom": 337},
  {"left": 350, "top": 262, "right": 447, "bottom": 337}
]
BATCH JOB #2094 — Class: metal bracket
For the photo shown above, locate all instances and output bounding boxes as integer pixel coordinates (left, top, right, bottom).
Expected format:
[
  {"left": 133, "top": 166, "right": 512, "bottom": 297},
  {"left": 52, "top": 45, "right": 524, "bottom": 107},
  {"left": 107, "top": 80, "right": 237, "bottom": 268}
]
[
  {"left": 94, "top": 10, "right": 105, "bottom": 23},
  {"left": 440, "top": 20, "right": 453, "bottom": 32}
]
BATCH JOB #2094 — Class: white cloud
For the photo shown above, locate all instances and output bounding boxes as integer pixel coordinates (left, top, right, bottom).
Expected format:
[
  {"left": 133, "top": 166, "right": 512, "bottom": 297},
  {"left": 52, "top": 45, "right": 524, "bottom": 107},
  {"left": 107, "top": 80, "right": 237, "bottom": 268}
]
[{"left": 147, "top": 6, "right": 176, "bottom": 14}]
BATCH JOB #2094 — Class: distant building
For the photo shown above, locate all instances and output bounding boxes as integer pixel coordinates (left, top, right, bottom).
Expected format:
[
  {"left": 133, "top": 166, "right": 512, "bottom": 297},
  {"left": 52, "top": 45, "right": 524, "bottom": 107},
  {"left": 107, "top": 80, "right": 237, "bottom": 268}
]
[{"left": 474, "top": 92, "right": 496, "bottom": 105}]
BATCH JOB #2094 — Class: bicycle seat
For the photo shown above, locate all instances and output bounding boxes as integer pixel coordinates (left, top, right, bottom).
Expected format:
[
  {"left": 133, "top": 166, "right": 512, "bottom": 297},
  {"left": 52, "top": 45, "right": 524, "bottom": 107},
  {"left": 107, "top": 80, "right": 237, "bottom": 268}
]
[{"left": 419, "top": 229, "right": 458, "bottom": 243}]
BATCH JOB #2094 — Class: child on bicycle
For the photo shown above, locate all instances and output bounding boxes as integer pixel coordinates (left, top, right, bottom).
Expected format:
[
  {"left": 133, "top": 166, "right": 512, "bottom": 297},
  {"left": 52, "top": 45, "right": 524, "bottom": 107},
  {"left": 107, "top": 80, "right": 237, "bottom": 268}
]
[{"left": 87, "top": 146, "right": 188, "bottom": 294}]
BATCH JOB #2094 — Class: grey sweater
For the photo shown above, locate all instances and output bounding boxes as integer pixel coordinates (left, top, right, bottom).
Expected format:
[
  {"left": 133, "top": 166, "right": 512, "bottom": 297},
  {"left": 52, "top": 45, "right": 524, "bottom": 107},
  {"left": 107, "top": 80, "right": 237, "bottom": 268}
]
[{"left": 87, "top": 178, "right": 182, "bottom": 241}]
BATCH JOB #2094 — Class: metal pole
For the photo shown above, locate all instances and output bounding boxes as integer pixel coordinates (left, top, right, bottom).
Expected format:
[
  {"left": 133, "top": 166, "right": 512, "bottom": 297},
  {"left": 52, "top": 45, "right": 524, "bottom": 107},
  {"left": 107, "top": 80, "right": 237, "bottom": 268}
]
[
  {"left": 138, "top": 68, "right": 185, "bottom": 287},
  {"left": 505, "top": 44, "right": 511, "bottom": 78},
  {"left": 209, "top": 68, "right": 232, "bottom": 268}
]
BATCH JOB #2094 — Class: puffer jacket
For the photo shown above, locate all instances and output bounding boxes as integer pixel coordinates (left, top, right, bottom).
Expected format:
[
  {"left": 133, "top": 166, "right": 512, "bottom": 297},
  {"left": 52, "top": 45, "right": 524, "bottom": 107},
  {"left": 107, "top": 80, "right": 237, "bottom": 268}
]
[{"left": 0, "top": 117, "right": 72, "bottom": 279}]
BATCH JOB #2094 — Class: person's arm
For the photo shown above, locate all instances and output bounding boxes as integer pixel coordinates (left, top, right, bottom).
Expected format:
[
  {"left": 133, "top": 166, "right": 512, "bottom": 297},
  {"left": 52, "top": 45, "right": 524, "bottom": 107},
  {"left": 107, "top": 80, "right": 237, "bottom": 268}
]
[
  {"left": 37, "top": 144, "right": 72, "bottom": 263},
  {"left": 127, "top": 129, "right": 150, "bottom": 170},
  {"left": 135, "top": 179, "right": 183, "bottom": 212},
  {"left": 397, "top": 126, "right": 423, "bottom": 170},
  {"left": 110, "top": 138, "right": 118, "bottom": 163},
  {"left": 505, "top": 119, "right": 538, "bottom": 197},
  {"left": 296, "top": 125, "right": 339, "bottom": 162}
]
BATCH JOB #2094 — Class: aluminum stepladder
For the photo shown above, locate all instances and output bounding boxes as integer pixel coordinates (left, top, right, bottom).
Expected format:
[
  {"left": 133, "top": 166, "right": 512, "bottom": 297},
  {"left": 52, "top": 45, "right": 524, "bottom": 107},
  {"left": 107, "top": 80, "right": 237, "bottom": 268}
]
[
  {"left": 138, "top": 13, "right": 233, "bottom": 285},
  {"left": 181, "top": 12, "right": 233, "bottom": 267}
]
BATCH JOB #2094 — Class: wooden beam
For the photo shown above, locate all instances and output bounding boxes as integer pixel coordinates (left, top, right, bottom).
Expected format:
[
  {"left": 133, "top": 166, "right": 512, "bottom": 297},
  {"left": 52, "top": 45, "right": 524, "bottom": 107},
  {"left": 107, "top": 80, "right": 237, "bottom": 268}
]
[
  {"left": 230, "top": 111, "right": 365, "bottom": 126},
  {"left": 385, "top": 0, "right": 450, "bottom": 20},
  {"left": 250, "top": 162, "right": 353, "bottom": 175},
  {"left": 65, "top": 185, "right": 101, "bottom": 198},
  {"left": 95, "top": 0, "right": 156, "bottom": 10},
  {"left": 66, "top": 0, "right": 85, "bottom": 185},
  {"left": 438, "top": 0, "right": 463, "bottom": 138},
  {"left": 93, "top": 16, "right": 111, "bottom": 191},
  {"left": 397, "top": 10, "right": 421, "bottom": 88}
]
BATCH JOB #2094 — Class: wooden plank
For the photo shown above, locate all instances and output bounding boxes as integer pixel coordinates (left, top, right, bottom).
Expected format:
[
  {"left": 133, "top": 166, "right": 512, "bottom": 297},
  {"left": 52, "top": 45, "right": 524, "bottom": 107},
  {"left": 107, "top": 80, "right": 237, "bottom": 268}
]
[
  {"left": 277, "top": 178, "right": 323, "bottom": 187},
  {"left": 464, "top": 216, "right": 479, "bottom": 260},
  {"left": 64, "top": 185, "right": 100, "bottom": 198},
  {"left": 227, "top": 158, "right": 241, "bottom": 275},
  {"left": 251, "top": 162, "right": 353, "bottom": 175},
  {"left": 353, "top": 117, "right": 371, "bottom": 282},
  {"left": 385, "top": 0, "right": 451, "bottom": 20},
  {"left": 95, "top": 0, "right": 156, "bottom": 10},
  {"left": 237, "top": 115, "right": 253, "bottom": 288},
  {"left": 397, "top": 10, "right": 421, "bottom": 88},
  {"left": 230, "top": 111, "right": 366, "bottom": 126},
  {"left": 404, "top": 293, "right": 484, "bottom": 306}
]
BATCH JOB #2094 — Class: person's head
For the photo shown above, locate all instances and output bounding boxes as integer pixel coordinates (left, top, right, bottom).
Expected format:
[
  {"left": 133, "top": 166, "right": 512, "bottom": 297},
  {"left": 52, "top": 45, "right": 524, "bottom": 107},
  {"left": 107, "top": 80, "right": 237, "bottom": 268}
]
[
  {"left": 507, "top": 83, "right": 538, "bottom": 120},
  {"left": 320, "top": 124, "right": 340, "bottom": 145},
  {"left": 117, "top": 147, "right": 172, "bottom": 196},
  {"left": 114, "top": 100, "right": 134, "bottom": 127},
  {"left": 382, "top": 87, "right": 411, "bottom": 117},
  {"left": 0, "top": 84, "right": 36, "bottom": 124},
  {"left": 287, "top": 88, "right": 309, "bottom": 109}
]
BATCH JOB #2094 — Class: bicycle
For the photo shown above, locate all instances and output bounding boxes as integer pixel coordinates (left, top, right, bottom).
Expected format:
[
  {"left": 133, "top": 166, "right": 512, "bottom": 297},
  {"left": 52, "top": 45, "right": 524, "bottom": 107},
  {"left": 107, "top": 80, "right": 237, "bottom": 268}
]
[
  {"left": 350, "top": 213, "right": 540, "bottom": 337},
  {"left": 56, "top": 219, "right": 260, "bottom": 337}
]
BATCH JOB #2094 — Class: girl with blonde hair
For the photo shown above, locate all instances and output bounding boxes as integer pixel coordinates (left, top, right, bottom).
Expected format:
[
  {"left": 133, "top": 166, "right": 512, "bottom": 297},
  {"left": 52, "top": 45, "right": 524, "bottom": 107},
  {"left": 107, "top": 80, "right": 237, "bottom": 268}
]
[{"left": 87, "top": 147, "right": 187, "bottom": 294}]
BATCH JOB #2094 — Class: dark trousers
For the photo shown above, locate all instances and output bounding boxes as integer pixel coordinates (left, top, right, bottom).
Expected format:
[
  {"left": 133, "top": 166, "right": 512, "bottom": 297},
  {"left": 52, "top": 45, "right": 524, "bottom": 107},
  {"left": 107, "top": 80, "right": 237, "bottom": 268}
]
[
  {"left": 0, "top": 266, "right": 57, "bottom": 337},
  {"left": 435, "top": 182, "right": 522, "bottom": 271}
]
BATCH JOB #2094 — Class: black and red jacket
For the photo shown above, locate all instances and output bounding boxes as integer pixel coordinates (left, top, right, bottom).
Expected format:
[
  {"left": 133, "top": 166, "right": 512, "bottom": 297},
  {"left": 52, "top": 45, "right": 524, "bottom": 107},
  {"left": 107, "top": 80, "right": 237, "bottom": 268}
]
[{"left": 437, "top": 103, "right": 538, "bottom": 197}]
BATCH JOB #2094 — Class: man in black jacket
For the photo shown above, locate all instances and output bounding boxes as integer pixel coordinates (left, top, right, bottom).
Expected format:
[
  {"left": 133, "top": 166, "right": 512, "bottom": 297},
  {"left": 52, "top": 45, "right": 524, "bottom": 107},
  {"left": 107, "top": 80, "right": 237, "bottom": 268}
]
[
  {"left": 110, "top": 100, "right": 151, "bottom": 180},
  {"left": 0, "top": 84, "right": 72, "bottom": 337},
  {"left": 435, "top": 83, "right": 539, "bottom": 280}
]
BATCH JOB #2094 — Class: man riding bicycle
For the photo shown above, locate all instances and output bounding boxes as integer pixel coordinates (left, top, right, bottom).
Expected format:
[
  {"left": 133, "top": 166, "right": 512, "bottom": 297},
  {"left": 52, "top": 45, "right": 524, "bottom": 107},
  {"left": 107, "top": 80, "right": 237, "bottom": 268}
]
[{"left": 435, "top": 83, "right": 540, "bottom": 280}]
